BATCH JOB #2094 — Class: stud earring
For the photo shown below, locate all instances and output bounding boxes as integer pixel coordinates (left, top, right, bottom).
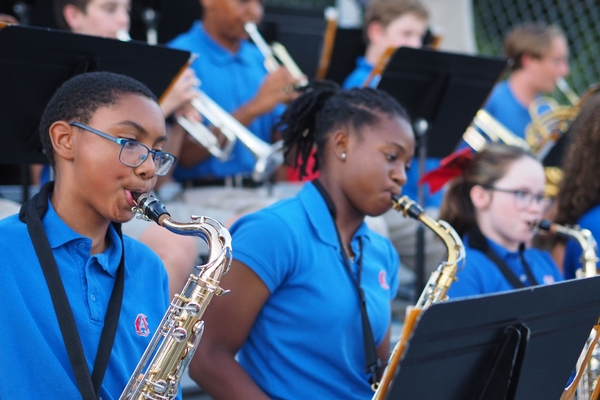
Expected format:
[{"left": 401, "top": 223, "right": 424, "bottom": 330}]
[{"left": 341, "top": 152, "right": 346, "bottom": 160}]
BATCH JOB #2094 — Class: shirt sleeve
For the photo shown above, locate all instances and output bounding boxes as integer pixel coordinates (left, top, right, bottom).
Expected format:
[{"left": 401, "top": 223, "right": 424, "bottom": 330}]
[{"left": 230, "top": 209, "right": 298, "bottom": 293}]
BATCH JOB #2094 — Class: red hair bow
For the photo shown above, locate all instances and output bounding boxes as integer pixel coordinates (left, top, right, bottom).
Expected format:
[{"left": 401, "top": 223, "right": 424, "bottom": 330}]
[{"left": 418, "top": 147, "right": 475, "bottom": 194}]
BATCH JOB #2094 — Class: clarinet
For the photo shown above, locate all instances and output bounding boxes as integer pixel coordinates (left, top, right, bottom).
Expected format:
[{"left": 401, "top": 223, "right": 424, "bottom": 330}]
[{"left": 120, "top": 193, "right": 232, "bottom": 400}]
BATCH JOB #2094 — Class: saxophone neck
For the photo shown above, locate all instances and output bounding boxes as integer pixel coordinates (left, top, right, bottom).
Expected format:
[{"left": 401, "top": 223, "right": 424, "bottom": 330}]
[
  {"left": 392, "top": 195, "right": 465, "bottom": 307},
  {"left": 537, "top": 219, "right": 599, "bottom": 277}
]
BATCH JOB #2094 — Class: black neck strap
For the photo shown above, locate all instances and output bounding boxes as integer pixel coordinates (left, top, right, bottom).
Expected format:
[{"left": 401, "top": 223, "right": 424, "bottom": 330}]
[
  {"left": 312, "top": 179, "right": 380, "bottom": 384},
  {"left": 468, "top": 225, "right": 538, "bottom": 289},
  {"left": 19, "top": 182, "right": 125, "bottom": 400}
]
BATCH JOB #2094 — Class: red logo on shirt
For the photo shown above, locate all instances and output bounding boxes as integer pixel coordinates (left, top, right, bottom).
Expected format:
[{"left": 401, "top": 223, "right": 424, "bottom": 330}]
[
  {"left": 379, "top": 270, "right": 390, "bottom": 290},
  {"left": 135, "top": 314, "right": 150, "bottom": 337}
]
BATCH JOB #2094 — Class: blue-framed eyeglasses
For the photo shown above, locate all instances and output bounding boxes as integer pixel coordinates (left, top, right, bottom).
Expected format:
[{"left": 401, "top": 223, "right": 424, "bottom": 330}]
[
  {"left": 70, "top": 122, "right": 176, "bottom": 176},
  {"left": 484, "top": 186, "right": 551, "bottom": 210}
]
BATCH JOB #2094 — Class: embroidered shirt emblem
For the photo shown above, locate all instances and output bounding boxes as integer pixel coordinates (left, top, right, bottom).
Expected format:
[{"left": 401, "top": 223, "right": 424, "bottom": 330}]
[
  {"left": 135, "top": 313, "right": 150, "bottom": 337},
  {"left": 379, "top": 270, "right": 390, "bottom": 290}
]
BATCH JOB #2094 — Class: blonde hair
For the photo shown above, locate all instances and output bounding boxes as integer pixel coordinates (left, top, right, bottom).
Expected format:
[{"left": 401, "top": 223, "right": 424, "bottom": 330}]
[{"left": 503, "top": 22, "right": 566, "bottom": 71}]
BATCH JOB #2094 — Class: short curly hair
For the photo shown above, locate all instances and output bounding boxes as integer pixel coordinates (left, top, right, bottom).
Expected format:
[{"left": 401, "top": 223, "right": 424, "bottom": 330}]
[{"left": 39, "top": 71, "right": 157, "bottom": 167}]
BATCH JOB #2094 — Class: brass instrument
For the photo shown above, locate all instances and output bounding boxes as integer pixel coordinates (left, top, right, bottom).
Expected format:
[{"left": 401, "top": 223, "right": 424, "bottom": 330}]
[
  {"left": 462, "top": 109, "right": 532, "bottom": 153},
  {"left": 537, "top": 220, "right": 600, "bottom": 400},
  {"left": 179, "top": 88, "right": 284, "bottom": 182},
  {"left": 244, "top": 22, "right": 308, "bottom": 87},
  {"left": 525, "top": 79, "right": 600, "bottom": 159},
  {"left": 120, "top": 193, "right": 232, "bottom": 400},
  {"left": 372, "top": 195, "right": 465, "bottom": 400},
  {"left": 315, "top": 7, "right": 339, "bottom": 80}
]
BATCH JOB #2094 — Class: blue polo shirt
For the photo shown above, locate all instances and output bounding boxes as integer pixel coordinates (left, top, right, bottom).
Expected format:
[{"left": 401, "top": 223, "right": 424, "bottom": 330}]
[
  {"left": 447, "top": 234, "right": 563, "bottom": 299},
  {"left": 483, "top": 80, "right": 531, "bottom": 138},
  {"left": 168, "top": 21, "right": 283, "bottom": 180},
  {"left": 0, "top": 199, "right": 172, "bottom": 399},
  {"left": 563, "top": 205, "right": 600, "bottom": 280},
  {"left": 342, "top": 56, "right": 375, "bottom": 89},
  {"left": 231, "top": 181, "right": 400, "bottom": 399}
]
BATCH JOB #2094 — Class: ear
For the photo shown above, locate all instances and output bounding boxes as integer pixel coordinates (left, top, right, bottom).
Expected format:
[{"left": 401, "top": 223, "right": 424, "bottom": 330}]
[
  {"left": 49, "top": 121, "right": 76, "bottom": 163},
  {"left": 367, "top": 21, "right": 385, "bottom": 44},
  {"left": 520, "top": 53, "right": 537, "bottom": 69},
  {"left": 330, "top": 128, "right": 350, "bottom": 162},
  {"left": 63, "top": 4, "right": 84, "bottom": 32},
  {"left": 470, "top": 184, "right": 491, "bottom": 211}
]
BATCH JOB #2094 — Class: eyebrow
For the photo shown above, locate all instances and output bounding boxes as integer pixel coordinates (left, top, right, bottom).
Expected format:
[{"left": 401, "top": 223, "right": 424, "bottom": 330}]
[
  {"left": 116, "top": 120, "right": 167, "bottom": 143},
  {"left": 388, "top": 142, "right": 408, "bottom": 154}
]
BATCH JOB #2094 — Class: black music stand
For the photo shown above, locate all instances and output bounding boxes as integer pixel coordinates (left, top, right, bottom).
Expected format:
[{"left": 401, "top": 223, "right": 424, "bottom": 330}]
[
  {"left": 376, "top": 47, "right": 508, "bottom": 296},
  {"left": 385, "top": 276, "right": 600, "bottom": 400},
  {"left": 0, "top": 24, "right": 190, "bottom": 201},
  {"left": 323, "top": 28, "right": 365, "bottom": 85}
]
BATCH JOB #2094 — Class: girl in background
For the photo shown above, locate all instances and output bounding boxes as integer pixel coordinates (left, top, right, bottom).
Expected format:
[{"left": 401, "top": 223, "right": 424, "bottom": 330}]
[{"left": 436, "top": 144, "right": 562, "bottom": 298}]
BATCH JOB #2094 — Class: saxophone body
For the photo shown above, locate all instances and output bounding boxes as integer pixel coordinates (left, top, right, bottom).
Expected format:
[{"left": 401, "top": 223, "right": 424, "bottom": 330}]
[
  {"left": 120, "top": 193, "right": 232, "bottom": 400},
  {"left": 372, "top": 195, "right": 465, "bottom": 400},
  {"left": 537, "top": 220, "right": 600, "bottom": 400}
]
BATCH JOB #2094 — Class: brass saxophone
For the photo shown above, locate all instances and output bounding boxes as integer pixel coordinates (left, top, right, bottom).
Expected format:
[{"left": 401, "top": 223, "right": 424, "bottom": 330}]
[
  {"left": 372, "top": 195, "right": 465, "bottom": 400},
  {"left": 536, "top": 220, "right": 600, "bottom": 400},
  {"left": 119, "top": 193, "right": 232, "bottom": 400}
]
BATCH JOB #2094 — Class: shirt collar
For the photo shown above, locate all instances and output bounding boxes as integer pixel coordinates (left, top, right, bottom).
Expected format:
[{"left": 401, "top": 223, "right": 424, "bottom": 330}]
[
  {"left": 465, "top": 231, "right": 519, "bottom": 260},
  {"left": 299, "top": 181, "right": 372, "bottom": 249},
  {"left": 43, "top": 197, "right": 122, "bottom": 277},
  {"left": 194, "top": 21, "right": 253, "bottom": 67}
]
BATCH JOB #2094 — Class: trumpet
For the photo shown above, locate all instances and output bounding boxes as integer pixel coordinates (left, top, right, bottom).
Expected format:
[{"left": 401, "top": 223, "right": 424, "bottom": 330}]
[
  {"left": 178, "top": 89, "right": 284, "bottom": 182},
  {"left": 244, "top": 22, "right": 308, "bottom": 87}
]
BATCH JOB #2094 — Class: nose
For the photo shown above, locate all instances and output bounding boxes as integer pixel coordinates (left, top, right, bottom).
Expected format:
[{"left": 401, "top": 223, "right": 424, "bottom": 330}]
[
  {"left": 117, "top": 5, "right": 130, "bottom": 30},
  {"left": 391, "top": 164, "right": 408, "bottom": 188},
  {"left": 135, "top": 153, "right": 157, "bottom": 179}
]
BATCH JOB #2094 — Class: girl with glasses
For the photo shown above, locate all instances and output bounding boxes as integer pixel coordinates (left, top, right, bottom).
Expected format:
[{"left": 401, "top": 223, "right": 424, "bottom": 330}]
[{"left": 432, "top": 144, "right": 562, "bottom": 298}]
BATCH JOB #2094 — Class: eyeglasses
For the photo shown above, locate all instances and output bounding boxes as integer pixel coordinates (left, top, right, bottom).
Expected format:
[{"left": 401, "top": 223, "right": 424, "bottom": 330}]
[
  {"left": 484, "top": 186, "right": 552, "bottom": 210},
  {"left": 70, "top": 122, "right": 176, "bottom": 176}
]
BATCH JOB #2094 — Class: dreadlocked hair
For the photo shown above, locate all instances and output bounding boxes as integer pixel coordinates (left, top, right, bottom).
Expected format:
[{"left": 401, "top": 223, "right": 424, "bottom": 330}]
[
  {"left": 274, "top": 79, "right": 409, "bottom": 179},
  {"left": 554, "top": 90, "right": 600, "bottom": 226}
]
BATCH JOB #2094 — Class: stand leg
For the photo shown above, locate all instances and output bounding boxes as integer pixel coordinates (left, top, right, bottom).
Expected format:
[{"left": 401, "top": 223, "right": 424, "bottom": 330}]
[{"left": 477, "top": 324, "right": 529, "bottom": 400}]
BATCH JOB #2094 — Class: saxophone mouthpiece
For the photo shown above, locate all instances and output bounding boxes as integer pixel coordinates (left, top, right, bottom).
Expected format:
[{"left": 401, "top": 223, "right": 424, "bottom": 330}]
[
  {"left": 391, "top": 194, "right": 424, "bottom": 220},
  {"left": 133, "top": 193, "right": 170, "bottom": 225},
  {"left": 536, "top": 219, "right": 553, "bottom": 232}
]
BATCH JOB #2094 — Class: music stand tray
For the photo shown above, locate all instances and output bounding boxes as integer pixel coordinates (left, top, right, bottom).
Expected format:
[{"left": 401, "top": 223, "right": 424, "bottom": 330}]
[
  {"left": 0, "top": 24, "right": 191, "bottom": 165},
  {"left": 377, "top": 47, "right": 508, "bottom": 158},
  {"left": 385, "top": 276, "right": 600, "bottom": 400}
]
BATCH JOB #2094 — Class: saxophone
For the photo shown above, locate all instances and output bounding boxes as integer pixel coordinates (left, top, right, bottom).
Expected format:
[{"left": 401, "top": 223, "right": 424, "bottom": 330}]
[
  {"left": 119, "top": 193, "right": 232, "bottom": 400},
  {"left": 372, "top": 195, "right": 465, "bottom": 400},
  {"left": 536, "top": 220, "right": 600, "bottom": 400}
]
